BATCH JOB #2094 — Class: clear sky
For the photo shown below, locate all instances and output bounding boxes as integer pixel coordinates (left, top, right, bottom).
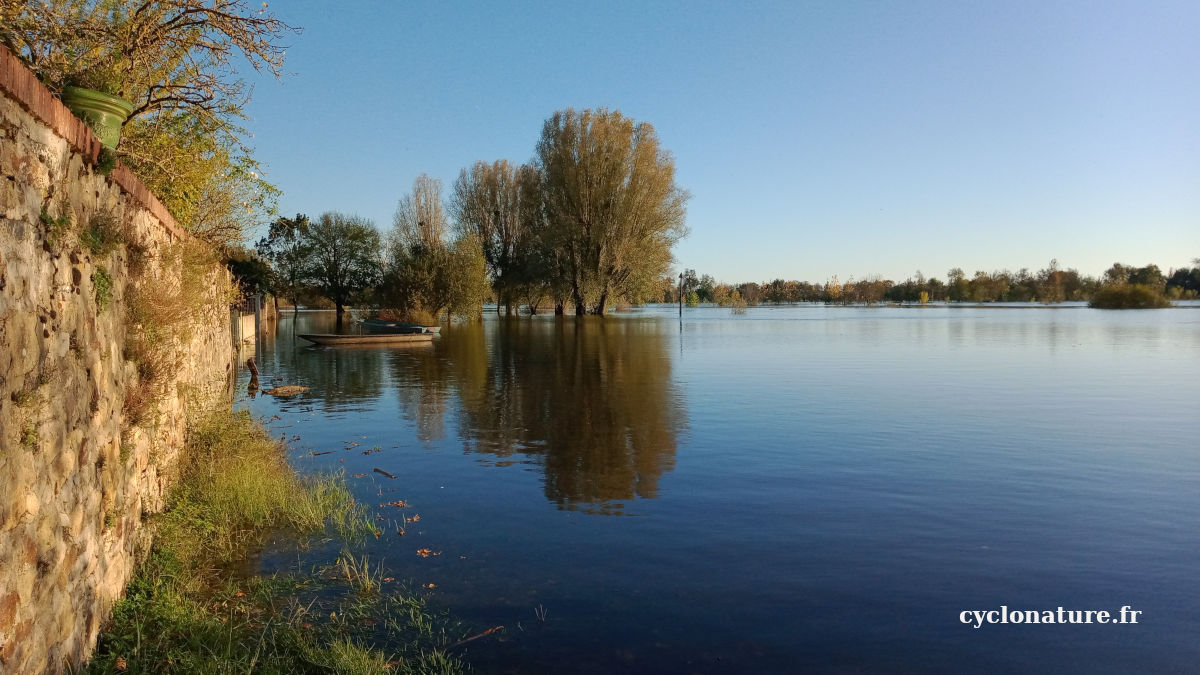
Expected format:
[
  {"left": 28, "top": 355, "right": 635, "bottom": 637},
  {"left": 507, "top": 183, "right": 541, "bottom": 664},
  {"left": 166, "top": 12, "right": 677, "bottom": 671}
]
[{"left": 243, "top": 0, "right": 1198, "bottom": 284}]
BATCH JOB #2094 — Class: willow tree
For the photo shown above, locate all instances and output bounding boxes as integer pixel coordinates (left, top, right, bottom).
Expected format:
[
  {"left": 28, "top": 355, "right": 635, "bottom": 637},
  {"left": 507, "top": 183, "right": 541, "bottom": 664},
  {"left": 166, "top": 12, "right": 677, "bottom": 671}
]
[
  {"left": 383, "top": 176, "right": 490, "bottom": 322},
  {"left": 536, "top": 108, "right": 689, "bottom": 314},
  {"left": 450, "top": 160, "right": 541, "bottom": 314}
]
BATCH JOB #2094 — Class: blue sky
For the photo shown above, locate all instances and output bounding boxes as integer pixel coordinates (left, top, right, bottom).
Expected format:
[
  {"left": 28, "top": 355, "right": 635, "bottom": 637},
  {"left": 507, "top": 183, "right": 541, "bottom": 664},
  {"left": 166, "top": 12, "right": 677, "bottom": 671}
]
[{"left": 243, "top": 0, "right": 1198, "bottom": 284}]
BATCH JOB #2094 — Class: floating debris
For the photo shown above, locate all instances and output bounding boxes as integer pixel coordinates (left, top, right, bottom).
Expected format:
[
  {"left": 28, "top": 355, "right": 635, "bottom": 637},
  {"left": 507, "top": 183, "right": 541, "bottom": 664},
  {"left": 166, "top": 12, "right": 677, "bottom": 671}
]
[
  {"left": 381, "top": 500, "right": 409, "bottom": 508},
  {"left": 373, "top": 468, "right": 397, "bottom": 479},
  {"left": 311, "top": 451, "right": 333, "bottom": 456},
  {"left": 352, "top": 473, "right": 367, "bottom": 478},
  {"left": 416, "top": 549, "right": 441, "bottom": 558},
  {"left": 264, "top": 385, "right": 308, "bottom": 397}
]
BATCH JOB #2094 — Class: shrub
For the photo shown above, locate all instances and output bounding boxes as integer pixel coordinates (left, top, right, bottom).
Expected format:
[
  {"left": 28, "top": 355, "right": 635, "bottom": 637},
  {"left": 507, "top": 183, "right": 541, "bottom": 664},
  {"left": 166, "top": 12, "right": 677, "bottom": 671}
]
[
  {"left": 1089, "top": 284, "right": 1171, "bottom": 309},
  {"left": 92, "top": 267, "right": 113, "bottom": 311},
  {"left": 80, "top": 210, "right": 124, "bottom": 256},
  {"left": 123, "top": 240, "right": 238, "bottom": 425}
]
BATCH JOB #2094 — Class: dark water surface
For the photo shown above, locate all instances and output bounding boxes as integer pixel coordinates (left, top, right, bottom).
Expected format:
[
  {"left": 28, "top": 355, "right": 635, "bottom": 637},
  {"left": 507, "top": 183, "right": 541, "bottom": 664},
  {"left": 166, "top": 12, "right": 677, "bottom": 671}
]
[{"left": 241, "top": 305, "right": 1200, "bottom": 673}]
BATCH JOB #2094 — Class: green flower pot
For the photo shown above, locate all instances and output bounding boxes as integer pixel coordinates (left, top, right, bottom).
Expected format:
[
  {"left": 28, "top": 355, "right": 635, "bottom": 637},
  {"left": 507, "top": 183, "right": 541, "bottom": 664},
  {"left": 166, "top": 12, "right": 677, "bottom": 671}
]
[{"left": 60, "top": 86, "right": 134, "bottom": 150}]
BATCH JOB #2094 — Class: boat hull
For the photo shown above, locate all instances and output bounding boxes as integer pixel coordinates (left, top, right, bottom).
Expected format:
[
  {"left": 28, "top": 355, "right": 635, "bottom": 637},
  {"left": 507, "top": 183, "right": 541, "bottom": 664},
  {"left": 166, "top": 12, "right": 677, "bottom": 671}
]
[{"left": 298, "top": 333, "right": 435, "bottom": 346}]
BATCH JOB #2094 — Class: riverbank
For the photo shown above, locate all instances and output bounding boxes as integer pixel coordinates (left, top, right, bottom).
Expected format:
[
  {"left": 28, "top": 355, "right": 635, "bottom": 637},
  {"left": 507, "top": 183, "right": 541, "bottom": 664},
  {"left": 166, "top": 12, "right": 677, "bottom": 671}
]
[{"left": 85, "top": 408, "right": 467, "bottom": 674}]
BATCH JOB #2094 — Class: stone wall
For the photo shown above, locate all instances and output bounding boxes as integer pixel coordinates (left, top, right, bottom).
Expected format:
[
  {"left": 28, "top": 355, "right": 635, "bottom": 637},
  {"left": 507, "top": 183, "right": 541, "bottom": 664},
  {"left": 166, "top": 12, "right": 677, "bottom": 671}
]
[{"left": 0, "top": 48, "right": 233, "bottom": 673}]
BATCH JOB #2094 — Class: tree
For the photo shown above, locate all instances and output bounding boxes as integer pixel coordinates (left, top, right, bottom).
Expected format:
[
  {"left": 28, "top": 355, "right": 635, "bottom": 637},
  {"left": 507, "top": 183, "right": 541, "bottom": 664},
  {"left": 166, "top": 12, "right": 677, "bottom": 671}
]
[
  {"left": 0, "top": 0, "right": 299, "bottom": 245},
  {"left": 256, "top": 214, "right": 311, "bottom": 315},
  {"left": 1, "top": 0, "right": 297, "bottom": 125},
  {"left": 393, "top": 174, "right": 449, "bottom": 253},
  {"left": 450, "top": 160, "right": 541, "bottom": 314},
  {"left": 223, "top": 246, "right": 271, "bottom": 296},
  {"left": 382, "top": 179, "right": 491, "bottom": 322},
  {"left": 536, "top": 108, "right": 689, "bottom": 314},
  {"left": 301, "top": 212, "right": 382, "bottom": 324},
  {"left": 947, "top": 268, "right": 968, "bottom": 302}
]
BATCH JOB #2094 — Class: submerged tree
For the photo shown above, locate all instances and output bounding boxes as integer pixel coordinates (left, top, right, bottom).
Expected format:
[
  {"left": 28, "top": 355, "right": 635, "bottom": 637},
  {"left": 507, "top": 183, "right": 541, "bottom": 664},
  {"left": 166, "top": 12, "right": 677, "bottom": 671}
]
[
  {"left": 536, "top": 108, "right": 689, "bottom": 314},
  {"left": 256, "top": 213, "right": 311, "bottom": 315},
  {"left": 393, "top": 173, "right": 449, "bottom": 253},
  {"left": 450, "top": 160, "right": 542, "bottom": 314},
  {"left": 301, "top": 212, "right": 382, "bottom": 324},
  {"left": 382, "top": 177, "right": 491, "bottom": 322}
]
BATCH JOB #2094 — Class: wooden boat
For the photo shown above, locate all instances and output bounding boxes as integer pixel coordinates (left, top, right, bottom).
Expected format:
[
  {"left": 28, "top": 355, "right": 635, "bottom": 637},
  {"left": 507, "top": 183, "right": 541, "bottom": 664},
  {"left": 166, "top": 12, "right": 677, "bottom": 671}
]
[
  {"left": 359, "top": 318, "right": 441, "bottom": 334},
  {"left": 298, "top": 333, "right": 435, "bottom": 346}
]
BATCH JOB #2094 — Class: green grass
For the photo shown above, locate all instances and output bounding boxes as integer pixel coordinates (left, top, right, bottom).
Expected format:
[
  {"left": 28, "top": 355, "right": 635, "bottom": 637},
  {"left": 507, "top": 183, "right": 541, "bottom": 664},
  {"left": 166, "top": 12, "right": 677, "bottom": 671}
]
[
  {"left": 93, "top": 267, "right": 113, "bottom": 311},
  {"left": 85, "top": 409, "right": 467, "bottom": 674},
  {"left": 80, "top": 211, "right": 124, "bottom": 257},
  {"left": 21, "top": 422, "right": 38, "bottom": 448},
  {"left": 12, "top": 388, "right": 40, "bottom": 408},
  {"left": 39, "top": 205, "right": 71, "bottom": 249}
]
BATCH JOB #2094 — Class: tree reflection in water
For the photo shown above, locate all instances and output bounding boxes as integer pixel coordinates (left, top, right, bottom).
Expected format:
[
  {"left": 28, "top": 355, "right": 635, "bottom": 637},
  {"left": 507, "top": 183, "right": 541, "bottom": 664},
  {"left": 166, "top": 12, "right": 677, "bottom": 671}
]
[{"left": 391, "top": 317, "right": 686, "bottom": 514}]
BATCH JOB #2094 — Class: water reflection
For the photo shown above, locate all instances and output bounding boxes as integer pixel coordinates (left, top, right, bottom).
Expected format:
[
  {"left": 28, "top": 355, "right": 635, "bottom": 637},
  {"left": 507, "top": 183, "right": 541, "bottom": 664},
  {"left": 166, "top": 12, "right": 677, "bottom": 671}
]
[{"left": 392, "top": 317, "right": 687, "bottom": 514}]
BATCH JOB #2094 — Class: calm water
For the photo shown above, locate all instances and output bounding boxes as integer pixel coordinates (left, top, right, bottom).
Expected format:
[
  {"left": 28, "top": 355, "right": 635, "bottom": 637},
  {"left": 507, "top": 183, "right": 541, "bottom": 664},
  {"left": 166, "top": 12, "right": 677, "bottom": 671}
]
[{"left": 241, "top": 305, "right": 1200, "bottom": 673}]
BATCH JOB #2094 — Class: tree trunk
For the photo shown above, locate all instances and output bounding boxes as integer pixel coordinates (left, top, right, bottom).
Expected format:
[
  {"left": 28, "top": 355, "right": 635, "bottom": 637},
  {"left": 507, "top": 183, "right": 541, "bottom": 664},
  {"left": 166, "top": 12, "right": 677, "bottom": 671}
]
[
  {"left": 335, "top": 303, "right": 345, "bottom": 327},
  {"left": 554, "top": 300, "right": 564, "bottom": 315}
]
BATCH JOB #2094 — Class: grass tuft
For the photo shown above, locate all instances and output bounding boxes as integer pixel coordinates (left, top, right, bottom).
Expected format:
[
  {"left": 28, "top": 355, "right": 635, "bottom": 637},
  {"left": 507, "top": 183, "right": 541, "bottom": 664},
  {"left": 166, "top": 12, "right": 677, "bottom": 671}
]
[
  {"left": 80, "top": 210, "right": 124, "bottom": 257},
  {"left": 92, "top": 267, "right": 113, "bottom": 312}
]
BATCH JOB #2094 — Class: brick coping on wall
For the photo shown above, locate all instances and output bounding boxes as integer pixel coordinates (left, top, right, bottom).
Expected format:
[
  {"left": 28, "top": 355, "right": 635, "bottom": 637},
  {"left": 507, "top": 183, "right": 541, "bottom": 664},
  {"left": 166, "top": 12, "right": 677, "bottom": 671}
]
[{"left": 0, "top": 44, "right": 188, "bottom": 242}]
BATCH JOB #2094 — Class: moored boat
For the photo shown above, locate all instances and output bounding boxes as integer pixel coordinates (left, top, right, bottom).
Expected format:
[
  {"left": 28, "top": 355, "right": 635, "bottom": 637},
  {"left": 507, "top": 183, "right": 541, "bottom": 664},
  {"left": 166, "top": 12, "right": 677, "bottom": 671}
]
[
  {"left": 359, "top": 318, "right": 441, "bottom": 334},
  {"left": 298, "top": 333, "right": 435, "bottom": 346}
]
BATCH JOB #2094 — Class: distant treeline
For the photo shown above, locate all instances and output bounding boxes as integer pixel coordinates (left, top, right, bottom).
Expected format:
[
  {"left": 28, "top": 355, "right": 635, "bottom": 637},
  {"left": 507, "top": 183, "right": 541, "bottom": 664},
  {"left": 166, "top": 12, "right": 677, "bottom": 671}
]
[{"left": 662, "top": 260, "right": 1200, "bottom": 307}]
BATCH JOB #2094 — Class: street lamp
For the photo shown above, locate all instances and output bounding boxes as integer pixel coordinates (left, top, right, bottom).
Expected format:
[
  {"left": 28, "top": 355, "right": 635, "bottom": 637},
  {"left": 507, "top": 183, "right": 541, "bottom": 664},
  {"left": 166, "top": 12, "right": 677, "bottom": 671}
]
[{"left": 678, "top": 272, "right": 683, "bottom": 318}]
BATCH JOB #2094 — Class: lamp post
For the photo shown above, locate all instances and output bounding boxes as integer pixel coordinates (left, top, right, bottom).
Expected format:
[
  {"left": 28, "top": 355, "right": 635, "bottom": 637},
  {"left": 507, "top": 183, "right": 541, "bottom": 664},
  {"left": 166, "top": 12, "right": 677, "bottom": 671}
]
[{"left": 678, "top": 272, "right": 683, "bottom": 318}]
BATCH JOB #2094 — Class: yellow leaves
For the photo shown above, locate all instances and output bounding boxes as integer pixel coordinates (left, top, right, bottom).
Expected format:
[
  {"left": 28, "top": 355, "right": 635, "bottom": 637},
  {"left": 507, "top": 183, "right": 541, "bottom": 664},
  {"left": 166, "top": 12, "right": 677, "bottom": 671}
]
[
  {"left": 424, "top": 583, "right": 436, "bottom": 590},
  {"left": 416, "top": 549, "right": 441, "bottom": 558}
]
